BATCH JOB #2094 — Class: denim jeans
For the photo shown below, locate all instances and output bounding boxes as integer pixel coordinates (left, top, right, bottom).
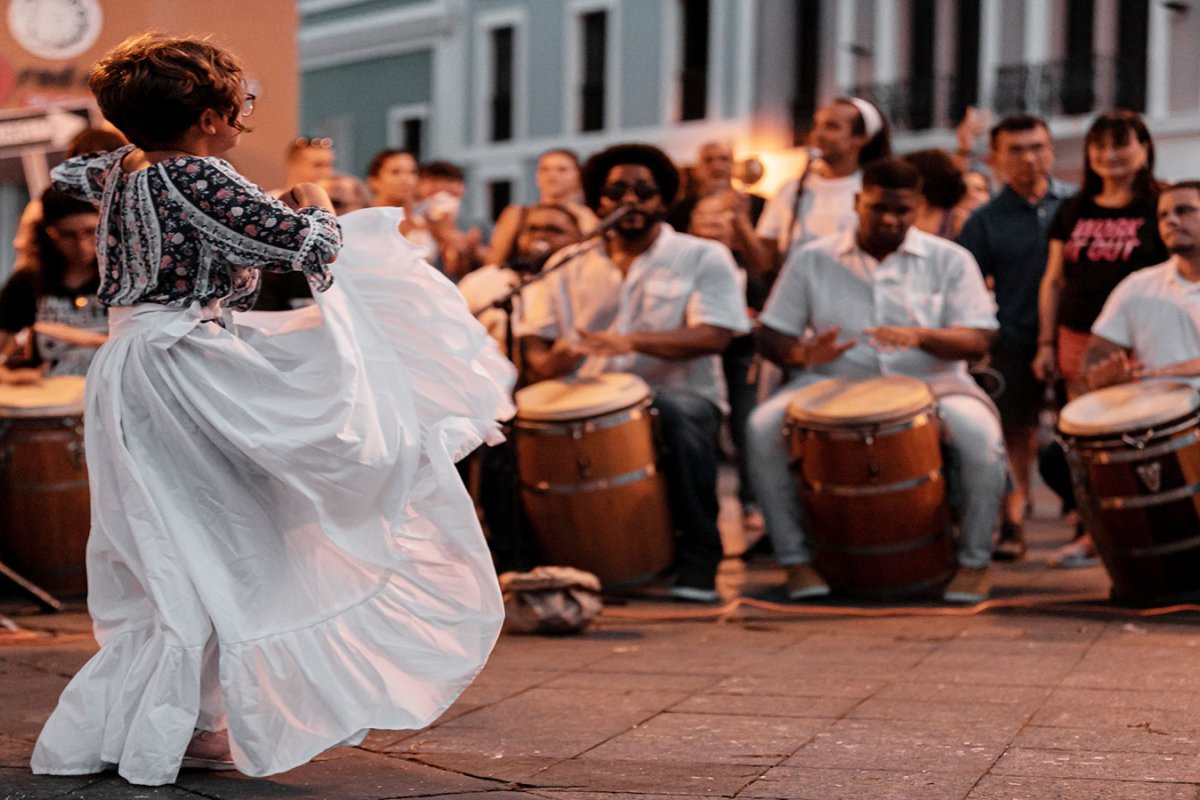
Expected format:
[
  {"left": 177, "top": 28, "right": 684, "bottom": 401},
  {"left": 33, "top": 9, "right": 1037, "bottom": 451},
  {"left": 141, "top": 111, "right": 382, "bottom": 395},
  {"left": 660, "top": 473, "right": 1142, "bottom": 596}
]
[
  {"left": 652, "top": 389, "right": 725, "bottom": 588},
  {"left": 722, "top": 336, "right": 759, "bottom": 508},
  {"left": 745, "top": 377, "right": 1006, "bottom": 569}
]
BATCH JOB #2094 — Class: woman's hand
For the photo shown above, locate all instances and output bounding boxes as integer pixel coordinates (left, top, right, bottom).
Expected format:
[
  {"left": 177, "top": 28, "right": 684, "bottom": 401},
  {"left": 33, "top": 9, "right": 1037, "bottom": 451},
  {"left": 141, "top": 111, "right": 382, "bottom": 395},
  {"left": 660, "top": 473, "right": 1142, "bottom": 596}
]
[
  {"left": 1031, "top": 342, "right": 1057, "bottom": 382},
  {"left": 282, "top": 183, "right": 335, "bottom": 214}
]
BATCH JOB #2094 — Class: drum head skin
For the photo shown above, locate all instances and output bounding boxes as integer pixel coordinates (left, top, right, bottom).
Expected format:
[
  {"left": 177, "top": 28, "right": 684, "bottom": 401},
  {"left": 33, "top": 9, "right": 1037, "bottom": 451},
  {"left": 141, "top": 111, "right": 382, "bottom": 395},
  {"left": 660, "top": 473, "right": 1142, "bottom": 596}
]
[
  {"left": 1059, "top": 381, "right": 1200, "bottom": 437},
  {"left": 0, "top": 376, "right": 86, "bottom": 417},
  {"left": 787, "top": 375, "right": 933, "bottom": 426},
  {"left": 516, "top": 373, "right": 651, "bottom": 421}
]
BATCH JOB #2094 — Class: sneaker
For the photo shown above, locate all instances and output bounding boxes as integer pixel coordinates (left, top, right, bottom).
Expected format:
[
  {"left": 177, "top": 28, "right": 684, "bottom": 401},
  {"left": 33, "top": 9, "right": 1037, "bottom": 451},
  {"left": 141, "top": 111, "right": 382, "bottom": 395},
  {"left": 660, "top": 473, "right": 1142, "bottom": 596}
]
[
  {"left": 736, "top": 533, "right": 774, "bottom": 561},
  {"left": 943, "top": 566, "right": 990, "bottom": 604},
  {"left": 785, "top": 564, "right": 830, "bottom": 600},
  {"left": 1046, "top": 536, "right": 1099, "bottom": 569},
  {"left": 668, "top": 585, "right": 720, "bottom": 603},
  {"left": 992, "top": 521, "right": 1027, "bottom": 561}
]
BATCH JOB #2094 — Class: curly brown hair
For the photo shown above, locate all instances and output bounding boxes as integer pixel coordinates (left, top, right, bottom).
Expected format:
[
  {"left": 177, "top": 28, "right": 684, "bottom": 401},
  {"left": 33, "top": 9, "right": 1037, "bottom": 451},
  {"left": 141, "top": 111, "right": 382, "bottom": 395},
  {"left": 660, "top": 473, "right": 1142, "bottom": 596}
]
[{"left": 88, "top": 33, "right": 248, "bottom": 150}]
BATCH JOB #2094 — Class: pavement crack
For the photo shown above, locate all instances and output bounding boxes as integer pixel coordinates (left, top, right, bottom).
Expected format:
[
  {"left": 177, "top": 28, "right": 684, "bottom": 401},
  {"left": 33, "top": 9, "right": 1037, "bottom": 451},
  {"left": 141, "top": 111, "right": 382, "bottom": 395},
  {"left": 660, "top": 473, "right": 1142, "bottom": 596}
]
[{"left": 390, "top": 753, "right": 523, "bottom": 788}]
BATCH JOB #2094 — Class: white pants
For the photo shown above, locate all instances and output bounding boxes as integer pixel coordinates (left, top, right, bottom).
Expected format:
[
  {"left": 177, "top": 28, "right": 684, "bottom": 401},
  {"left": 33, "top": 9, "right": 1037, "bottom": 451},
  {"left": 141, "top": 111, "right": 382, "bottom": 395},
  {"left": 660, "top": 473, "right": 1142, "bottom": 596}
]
[{"left": 745, "top": 377, "right": 1006, "bottom": 569}]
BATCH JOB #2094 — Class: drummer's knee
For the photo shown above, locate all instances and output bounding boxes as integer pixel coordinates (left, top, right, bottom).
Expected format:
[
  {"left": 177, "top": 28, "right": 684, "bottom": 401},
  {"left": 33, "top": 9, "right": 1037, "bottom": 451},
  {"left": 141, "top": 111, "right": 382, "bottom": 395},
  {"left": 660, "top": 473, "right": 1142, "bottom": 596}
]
[
  {"left": 939, "top": 395, "right": 1006, "bottom": 469},
  {"left": 746, "top": 391, "right": 791, "bottom": 458}
]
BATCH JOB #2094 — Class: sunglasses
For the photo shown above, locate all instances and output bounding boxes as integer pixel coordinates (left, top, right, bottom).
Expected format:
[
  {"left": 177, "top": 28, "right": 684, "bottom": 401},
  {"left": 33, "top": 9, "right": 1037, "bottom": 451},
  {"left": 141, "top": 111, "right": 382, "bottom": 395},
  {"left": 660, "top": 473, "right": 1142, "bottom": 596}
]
[{"left": 599, "top": 180, "right": 660, "bottom": 202}]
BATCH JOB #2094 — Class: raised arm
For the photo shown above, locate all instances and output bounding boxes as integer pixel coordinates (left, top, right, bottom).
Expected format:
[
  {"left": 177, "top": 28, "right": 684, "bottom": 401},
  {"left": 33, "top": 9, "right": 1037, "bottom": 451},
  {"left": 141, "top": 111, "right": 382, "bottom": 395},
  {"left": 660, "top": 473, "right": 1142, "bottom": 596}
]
[{"left": 163, "top": 157, "right": 342, "bottom": 288}]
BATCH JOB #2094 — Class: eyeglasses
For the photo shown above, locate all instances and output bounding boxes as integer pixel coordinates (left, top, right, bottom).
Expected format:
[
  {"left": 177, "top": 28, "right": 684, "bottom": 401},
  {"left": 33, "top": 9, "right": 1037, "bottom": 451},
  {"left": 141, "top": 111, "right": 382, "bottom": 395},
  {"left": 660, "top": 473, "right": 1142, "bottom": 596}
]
[
  {"left": 241, "top": 93, "right": 256, "bottom": 118},
  {"left": 295, "top": 137, "right": 334, "bottom": 149},
  {"left": 599, "top": 180, "right": 660, "bottom": 202}
]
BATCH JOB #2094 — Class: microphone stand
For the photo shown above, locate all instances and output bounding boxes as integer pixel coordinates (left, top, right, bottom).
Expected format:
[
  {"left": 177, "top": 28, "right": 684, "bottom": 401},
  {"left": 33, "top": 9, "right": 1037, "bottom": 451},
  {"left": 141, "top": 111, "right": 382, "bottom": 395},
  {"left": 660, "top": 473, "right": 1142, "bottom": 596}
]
[
  {"left": 476, "top": 237, "right": 602, "bottom": 365},
  {"left": 474, "top": 199, "right": 635, "bottom": 363},
  {"left": 470, "top": 235, "right": 605, "bottom": 574}
]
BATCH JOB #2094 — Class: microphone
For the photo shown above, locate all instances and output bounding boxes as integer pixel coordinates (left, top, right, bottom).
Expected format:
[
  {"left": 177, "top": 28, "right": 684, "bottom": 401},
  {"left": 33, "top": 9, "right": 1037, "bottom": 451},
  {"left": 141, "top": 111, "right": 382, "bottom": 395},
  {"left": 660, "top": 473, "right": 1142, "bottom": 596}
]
[
  {"left": 590, "top": 204, "right": 637, "bottom": 238},
  {"left": 803, "top": 147, "right": 823, "bottom": 170}
]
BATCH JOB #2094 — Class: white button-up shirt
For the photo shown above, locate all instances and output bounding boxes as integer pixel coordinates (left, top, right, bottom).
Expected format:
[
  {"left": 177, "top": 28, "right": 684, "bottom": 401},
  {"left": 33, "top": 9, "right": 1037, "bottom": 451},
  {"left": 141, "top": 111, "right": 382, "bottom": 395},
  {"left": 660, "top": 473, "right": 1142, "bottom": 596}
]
[
  {"left": 755, "top": 172, "right": 861, "bottom": 253},
  {"left": 519, "top": 225, "right": 750, "bottom": 411},
  {"left": 759, "top": 227, "right": 998, "bottom": 389},
  {"left": 1092, "top": 258, "right": 1200, "bottom": 388}
]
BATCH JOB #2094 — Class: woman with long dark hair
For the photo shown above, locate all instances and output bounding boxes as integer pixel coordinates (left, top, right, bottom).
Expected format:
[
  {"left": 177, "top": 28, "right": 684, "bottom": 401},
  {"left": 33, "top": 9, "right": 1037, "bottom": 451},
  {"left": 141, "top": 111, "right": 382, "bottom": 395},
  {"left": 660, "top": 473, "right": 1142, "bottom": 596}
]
[
  {"left": 1034, "top": 110, "right": 1165, "bottom": 388},
  {"left": 1032, "top": 109, "right": 1167, "bottom": 566}
]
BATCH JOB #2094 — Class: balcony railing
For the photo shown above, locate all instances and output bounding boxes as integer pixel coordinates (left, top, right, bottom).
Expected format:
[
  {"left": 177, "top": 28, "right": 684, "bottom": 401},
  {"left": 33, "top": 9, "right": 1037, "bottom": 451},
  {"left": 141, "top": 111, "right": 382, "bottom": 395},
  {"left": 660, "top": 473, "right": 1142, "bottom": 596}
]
[{"left": 843, "top": 55, "right": 1143, "bottom": 134}]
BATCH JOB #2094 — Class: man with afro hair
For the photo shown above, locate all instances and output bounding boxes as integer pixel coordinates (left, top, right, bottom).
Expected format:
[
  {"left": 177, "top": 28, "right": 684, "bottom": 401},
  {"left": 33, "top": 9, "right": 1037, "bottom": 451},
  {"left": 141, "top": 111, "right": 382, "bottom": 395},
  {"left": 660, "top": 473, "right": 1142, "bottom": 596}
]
[{"left": 521, "top": 143, "right": 750, "bottom": 602}]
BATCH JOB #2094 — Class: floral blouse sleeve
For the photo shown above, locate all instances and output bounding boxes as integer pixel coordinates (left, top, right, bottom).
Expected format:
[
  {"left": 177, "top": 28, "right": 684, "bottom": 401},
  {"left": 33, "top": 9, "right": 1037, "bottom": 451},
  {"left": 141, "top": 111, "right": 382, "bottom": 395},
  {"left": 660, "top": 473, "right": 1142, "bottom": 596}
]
[
  {"left": 159, "top": 156, "right": 341, "bottom": 292},
  {"left": 51, "top": 146, "right": 132, "bottom": 203}
]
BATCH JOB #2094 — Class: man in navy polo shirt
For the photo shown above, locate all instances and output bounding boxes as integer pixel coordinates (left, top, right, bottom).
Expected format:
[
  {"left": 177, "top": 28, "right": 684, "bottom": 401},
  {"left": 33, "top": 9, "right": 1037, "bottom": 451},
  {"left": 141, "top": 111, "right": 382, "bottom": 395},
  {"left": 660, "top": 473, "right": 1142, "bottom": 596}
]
[{"left": 958, "top": 115, "right": 1076, "bottom": 559}]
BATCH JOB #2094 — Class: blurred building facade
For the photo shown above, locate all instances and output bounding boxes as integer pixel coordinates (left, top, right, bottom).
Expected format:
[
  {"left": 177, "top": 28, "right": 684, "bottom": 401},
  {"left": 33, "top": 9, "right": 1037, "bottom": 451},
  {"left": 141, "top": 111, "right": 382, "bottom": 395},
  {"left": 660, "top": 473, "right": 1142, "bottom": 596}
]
[
  {"left": 0, "top": 0, "right": 301, "bottom": 279},
  {"left": 301, "top": 0, "right": 1200, "bottom": 222}
]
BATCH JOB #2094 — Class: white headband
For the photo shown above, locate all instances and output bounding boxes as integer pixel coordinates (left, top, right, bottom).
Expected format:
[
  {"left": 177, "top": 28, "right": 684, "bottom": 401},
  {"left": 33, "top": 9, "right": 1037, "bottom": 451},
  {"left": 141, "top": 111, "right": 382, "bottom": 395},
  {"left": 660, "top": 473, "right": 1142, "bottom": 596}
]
[{"left": 846, "top": 97, "right": 884, "bottom": 139}]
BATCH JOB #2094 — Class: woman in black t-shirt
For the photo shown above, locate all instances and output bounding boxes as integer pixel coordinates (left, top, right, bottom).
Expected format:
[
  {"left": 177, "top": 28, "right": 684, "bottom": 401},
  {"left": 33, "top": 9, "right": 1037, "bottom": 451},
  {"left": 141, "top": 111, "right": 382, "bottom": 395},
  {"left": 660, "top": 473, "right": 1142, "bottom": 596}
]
[
  {"left": 1033, "top": 110, "right": 1166, "bottom": 388},
  {"left": 0, "top": 188, "right": 106, "bottom": 380},
  {"left": 1031, "top": 110, "right": 1166, "bottom": 567}
]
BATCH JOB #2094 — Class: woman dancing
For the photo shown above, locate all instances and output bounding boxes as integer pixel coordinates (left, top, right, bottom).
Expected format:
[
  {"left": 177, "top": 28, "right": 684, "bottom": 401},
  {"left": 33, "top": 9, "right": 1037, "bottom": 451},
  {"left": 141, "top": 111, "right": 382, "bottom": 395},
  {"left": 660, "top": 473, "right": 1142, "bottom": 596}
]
[{"left": 32, "top": 33, "right": 512, "bottom": 786}]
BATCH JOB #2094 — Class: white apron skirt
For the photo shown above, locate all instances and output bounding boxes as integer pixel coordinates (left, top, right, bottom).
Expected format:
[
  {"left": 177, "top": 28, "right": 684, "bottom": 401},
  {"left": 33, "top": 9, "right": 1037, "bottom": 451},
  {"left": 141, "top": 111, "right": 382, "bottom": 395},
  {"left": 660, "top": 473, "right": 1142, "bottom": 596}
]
[{"left": 30, "top": 208, "right": 514, "bottom": 786}]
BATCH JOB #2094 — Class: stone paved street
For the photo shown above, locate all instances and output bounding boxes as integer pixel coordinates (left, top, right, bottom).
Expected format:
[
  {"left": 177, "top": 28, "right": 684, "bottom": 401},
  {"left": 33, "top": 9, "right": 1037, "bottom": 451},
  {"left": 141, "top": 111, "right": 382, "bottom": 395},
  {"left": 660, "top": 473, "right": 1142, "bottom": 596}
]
[{"left": 3, "top": 487, "right": 1200, "bottom": 799}]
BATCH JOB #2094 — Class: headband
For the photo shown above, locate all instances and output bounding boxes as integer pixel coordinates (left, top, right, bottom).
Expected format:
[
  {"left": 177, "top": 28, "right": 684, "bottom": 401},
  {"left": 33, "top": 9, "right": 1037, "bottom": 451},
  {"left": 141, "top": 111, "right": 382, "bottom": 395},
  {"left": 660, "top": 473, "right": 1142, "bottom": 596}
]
[{"left": 846, "top": 97, "right": 884, "bottom": 140}]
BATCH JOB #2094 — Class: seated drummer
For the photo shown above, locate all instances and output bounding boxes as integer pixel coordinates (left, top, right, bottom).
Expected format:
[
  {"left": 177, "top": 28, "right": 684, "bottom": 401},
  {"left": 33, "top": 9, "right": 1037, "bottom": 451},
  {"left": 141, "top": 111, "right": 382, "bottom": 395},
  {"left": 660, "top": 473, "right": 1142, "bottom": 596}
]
[
  {"left": 0, "top": 189, "right": 107, "bottom": 383},
  {"left": 460, "top": 203, "right": 584, "bottom": 361},
  {"left": 520, "top": 143, "right": 751, "bottom": 602},
  {"left": 1079, "top": 181, "right": 1200, "bottom": 391},
  {"left": 745, "top": 157, "right": 1007, "bottom": 604}
]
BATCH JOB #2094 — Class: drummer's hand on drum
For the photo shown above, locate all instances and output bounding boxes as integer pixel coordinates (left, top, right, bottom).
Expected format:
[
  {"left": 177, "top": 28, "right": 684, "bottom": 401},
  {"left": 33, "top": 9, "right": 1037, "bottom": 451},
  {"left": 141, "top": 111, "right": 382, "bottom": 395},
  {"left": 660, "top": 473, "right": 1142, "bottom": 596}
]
[
  {"left": 864, "top": 325, "right": 922, "bottom": 352},
  {"left": 540, "top": 338, "right": 585, "bottom": 377},
  {"left": 1084, "top": 349, "right": 1138, "bottom": 391},
  {"left": 799, "top": 326, "right": 857, "bottom": 366},
  {"left": 574, "top": 329, "right": 634, "bottom": 357},
  {"left": 0, "top": 364, "right": 45, "bottom": 385},
  {"left": 1138, "top": 357, "right": 1200, "bottom": 380},
  {"left": 31, "top": 322, "right": 107, "bottom": 349}
]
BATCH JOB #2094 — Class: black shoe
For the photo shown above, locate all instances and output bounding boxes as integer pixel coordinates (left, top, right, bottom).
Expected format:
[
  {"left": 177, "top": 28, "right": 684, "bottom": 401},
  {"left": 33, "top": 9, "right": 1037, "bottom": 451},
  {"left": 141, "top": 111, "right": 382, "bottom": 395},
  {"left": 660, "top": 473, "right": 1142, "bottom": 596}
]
[
  {"left": 992, "top": 521, "right": 1027, "bottom": 561},
  {"left": 736, "top": 533, "right": 774, "bottom": 561},
  {"left": 670, "top": 570, "right": 719, "bottom": 603}
]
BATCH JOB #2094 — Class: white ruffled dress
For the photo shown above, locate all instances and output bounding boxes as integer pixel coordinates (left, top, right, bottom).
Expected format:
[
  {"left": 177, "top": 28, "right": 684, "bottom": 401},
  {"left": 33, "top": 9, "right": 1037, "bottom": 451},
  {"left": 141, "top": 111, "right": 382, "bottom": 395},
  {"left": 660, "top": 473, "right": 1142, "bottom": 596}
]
[{"left": 30, "top": 156, "right": 513, "bottom": 785}]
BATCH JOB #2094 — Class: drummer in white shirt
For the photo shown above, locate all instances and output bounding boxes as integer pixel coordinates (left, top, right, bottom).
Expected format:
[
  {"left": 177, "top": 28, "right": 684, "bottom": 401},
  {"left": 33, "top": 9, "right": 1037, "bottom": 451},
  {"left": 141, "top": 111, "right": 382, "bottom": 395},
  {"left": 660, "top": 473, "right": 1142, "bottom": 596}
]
[
  {"left": 1080, "top": 181, "right": 1200, "bottom": 391},
  {"left": 520, "top": 143, "right": 750, "bottom": 602},
  {"left": 745, "top": 157, "right": 1008, "bottom": 604}
]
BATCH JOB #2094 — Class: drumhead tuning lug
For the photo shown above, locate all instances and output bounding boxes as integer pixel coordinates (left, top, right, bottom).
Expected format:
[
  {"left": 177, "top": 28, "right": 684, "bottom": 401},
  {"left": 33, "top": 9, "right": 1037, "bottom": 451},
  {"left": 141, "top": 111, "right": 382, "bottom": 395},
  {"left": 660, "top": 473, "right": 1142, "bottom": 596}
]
[
  {"left": 0, "top": 419, "right": 11, "bottom": 472},
  {"left": 861, "top": 429, "right": 880, "bottom": 482},
  {"left": 1121, "top": 429, "right": 1155, "bottom": 450}
]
